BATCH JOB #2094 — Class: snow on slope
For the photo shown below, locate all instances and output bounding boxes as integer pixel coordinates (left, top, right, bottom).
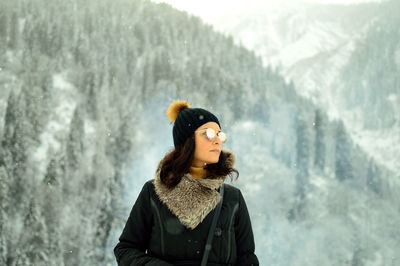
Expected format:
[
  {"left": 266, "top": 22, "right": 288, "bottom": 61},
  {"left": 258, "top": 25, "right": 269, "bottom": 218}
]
[
  {"left": 31, "top": 73, "right": 78, "bottom": 182},
  {"left": 157, "top": 0, "right": 399, "bottom": 173}
]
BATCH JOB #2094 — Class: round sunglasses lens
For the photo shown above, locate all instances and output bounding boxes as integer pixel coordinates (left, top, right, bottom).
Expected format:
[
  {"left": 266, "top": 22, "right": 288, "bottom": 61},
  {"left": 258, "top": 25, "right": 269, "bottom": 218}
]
[
  {"left": 218, "top": 132, "right": 227, "bottom": 142},
  {"left": 206, "top": 128, "right": 216, "bottom": 140}
]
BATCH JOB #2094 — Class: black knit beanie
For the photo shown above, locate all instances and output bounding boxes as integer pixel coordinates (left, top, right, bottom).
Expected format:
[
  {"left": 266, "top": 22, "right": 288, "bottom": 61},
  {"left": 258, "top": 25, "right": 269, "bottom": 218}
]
[{"left": 166, "top": 100, "right": 221, "bottom": 148}]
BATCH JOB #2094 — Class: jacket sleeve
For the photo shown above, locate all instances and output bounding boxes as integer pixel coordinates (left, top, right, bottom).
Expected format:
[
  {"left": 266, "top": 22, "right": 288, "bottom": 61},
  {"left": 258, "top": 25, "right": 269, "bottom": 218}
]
[
  {"left": 114, "top": 181, "right": 173, "bottom": 266},
  {"left": 234, "top": 190, "right": 259, "bottom": 266}
]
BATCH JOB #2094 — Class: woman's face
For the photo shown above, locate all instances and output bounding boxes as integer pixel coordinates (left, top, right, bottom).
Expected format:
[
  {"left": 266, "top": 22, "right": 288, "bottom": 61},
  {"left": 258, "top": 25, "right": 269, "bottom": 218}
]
[{"left": 192, "top": 122, "right": 223, "bottom": 167}]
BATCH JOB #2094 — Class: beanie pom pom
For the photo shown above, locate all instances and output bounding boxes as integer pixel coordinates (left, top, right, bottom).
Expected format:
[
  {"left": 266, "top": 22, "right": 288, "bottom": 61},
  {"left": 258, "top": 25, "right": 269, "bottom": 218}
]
[{"left": 166, "top": 100, "right": 190, "bottom": 122}]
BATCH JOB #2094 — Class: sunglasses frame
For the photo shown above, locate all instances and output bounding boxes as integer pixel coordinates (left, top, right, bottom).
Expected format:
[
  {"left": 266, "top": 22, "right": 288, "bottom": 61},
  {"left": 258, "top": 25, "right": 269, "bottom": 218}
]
[{"left": 195, "top": 128, "right": 227, "bottom": 143}]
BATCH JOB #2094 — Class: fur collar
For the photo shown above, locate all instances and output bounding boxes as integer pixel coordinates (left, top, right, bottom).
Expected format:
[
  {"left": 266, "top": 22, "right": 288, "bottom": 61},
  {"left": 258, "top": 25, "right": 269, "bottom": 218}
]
[{"left": 153, "top": 150, "right": 235, "bottom": 229}]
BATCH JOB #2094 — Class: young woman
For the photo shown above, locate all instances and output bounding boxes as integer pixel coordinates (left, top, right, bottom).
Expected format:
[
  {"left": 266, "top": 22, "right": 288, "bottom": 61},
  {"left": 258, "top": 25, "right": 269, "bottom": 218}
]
[{"left": 114, "top": 100, "right": 259, "bottom": 266}]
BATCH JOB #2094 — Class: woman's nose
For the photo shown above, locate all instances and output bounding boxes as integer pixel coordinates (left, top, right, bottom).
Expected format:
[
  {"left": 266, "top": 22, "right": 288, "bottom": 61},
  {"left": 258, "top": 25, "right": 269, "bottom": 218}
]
[{"left": 213, "top": 137, "right": 221, "bottom": 145}]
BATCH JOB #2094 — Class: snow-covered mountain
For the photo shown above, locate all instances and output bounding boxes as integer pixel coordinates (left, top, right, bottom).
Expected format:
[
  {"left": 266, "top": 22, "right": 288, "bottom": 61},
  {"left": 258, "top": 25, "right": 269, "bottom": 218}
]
[
  {"left": 164, "top": 0, "right": 400, "bottom": 173},
  {"left": 1, "top": 0, "right": 398, "bottom": 265}
]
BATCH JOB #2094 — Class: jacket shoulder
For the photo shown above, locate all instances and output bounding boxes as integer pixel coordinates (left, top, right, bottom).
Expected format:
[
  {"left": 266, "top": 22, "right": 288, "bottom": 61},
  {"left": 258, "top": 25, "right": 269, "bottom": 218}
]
[
  {"left": 222, "top": 183, "right": 241, "bottom": 201},
  {"left": 223, "top": 183, "right": 240, "bottom": 192},
  {"left": 145, "top": 179, "right": 155, "bottom": 186},
  {"left": 143, "top": 179, "right": 156, "bottom": 191}
]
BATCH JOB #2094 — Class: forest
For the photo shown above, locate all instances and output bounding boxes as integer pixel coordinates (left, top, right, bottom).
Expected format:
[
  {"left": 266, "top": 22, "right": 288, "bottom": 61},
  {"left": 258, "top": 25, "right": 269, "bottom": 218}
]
[{"left": 0, "top": 0, "right": 398, "bottom": 265}]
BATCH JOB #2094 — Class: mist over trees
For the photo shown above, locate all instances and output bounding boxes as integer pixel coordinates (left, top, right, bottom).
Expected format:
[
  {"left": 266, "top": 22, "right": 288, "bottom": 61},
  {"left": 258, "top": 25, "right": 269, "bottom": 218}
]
[{"left": 340, "top": 0, "right": 400, "bottom": 129}]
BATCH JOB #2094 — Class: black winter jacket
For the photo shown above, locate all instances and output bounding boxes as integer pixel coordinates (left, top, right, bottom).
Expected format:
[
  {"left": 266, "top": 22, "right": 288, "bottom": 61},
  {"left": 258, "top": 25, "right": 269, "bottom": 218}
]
[{"left": 114, "top": 150, "right": 259, "bottom": 266}]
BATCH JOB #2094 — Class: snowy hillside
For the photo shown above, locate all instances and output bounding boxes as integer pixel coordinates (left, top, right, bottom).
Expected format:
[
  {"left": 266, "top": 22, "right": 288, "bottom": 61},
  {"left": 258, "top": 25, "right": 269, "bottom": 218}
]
[
  {"left": 1, "top": 0, "right": 399, "bottom": 265},
  {"left": 167, "top": 0, "right": 400, "bottom": 173}
]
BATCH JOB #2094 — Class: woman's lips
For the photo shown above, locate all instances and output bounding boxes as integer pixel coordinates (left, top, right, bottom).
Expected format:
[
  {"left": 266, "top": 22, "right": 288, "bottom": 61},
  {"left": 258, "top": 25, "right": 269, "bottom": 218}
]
[{"left": 210, "top": 149, "right": 220, "bottom": 153}]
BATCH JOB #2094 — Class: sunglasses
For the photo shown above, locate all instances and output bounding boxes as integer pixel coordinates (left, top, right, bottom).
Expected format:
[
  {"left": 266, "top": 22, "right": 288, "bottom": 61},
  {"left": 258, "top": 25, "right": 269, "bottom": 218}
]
[{"left": 195, "top": 128, "right": 227, "bottom": 143}]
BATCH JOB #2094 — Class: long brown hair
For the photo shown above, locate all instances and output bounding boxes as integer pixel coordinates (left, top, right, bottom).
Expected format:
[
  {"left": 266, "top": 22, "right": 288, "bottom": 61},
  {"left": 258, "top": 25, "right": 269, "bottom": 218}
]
[{"left": 159, "top": 135, "right": 239, "bottom": 188}]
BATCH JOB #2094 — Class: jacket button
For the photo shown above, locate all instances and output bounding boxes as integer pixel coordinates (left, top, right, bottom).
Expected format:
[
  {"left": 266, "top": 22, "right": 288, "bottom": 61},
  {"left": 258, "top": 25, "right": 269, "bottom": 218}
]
[
  {"left": 214, "top": 227, "right": 222, "bottom": 237},
  {"left": 196, "top": 250, "right": 200, "bottom": 254}
]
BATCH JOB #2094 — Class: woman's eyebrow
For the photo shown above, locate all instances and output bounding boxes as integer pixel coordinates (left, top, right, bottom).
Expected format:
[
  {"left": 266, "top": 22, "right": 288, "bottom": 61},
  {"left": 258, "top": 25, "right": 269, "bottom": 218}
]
[{"left": 207, "top": 127, "right": 221, "bottom": 132}]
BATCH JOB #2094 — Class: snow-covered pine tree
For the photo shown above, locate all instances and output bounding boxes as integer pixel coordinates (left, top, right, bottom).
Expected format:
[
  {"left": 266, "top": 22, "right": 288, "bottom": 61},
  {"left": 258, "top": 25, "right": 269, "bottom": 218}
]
[
  {"left": 335, "top": 120, "right": 354, "bottom": 181},
  {"left": 288, "top": 113, "right": 310, "bottom": 220},
  {"left": 0, "top": 167, "right": 9, "bottom": 266},
  {"left": 17, "top": 199, "right": 49, "bottom": 265},
  {"left": 314, "top": 108, "right": 326, "bottom": 171}
]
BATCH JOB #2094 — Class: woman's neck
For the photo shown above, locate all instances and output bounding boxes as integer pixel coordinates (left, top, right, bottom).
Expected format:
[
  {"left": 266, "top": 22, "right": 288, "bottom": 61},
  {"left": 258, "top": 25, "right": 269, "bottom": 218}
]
[{"left": 189, "top": 165, "right": 208, "bottom": 179}]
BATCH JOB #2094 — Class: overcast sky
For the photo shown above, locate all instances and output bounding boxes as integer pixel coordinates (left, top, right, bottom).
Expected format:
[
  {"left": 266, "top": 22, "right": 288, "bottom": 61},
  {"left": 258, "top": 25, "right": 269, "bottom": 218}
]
[{"left": 151, "top": 0, "right": 383, "bottom": 21}]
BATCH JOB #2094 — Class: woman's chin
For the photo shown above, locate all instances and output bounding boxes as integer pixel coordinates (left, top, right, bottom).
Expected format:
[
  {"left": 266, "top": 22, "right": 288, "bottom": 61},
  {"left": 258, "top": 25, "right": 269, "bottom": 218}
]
[{"left": 206, "top": 158, "right": 219, "bottom": 165}]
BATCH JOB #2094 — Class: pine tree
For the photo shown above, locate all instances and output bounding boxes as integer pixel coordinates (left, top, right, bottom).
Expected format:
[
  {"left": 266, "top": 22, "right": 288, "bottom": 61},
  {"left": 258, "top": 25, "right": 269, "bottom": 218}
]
[
  {"left": 66, "top": 107, "right": 84, "bottom": 170},
  {"left": 17, "top": 199, "right": 49, "bottom": 265},
  {"left": 2, "top": 91, "right": 31, "bottom": 210},
  {"left": 8, "top": 11, "right": 20, "bottom": 49},
  {"left": 0, "top": 167, "right": 9, "bottom": 266},
  {"left": 335, "top": 121, "right": 354, "bottom": 181},
  {"left": 21, "top": 85, "right": 47, "bottom": 142},
  {"left": 86, "top": 83, "right": 99, "bottom": 121},
  {"left": 43, "top": 157, "right": 64, "bottom": 187},
  {"left": 366, "top": 159, "right": 381, "bottom": 195},
  {"left": 91, "top": 178, "right": 114, "bottom": 263},
  {"left": 314, "top": 108, "right": 326, "bottom": 171},
  {"left": 2, "top": 91, "right": 19, "bottom": 148},
  {"left": 289, "top": 114, "right": 310, "bottom": 221},
  {"left": 42, "top": 158, "right": 64, "bottom": 265}
]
